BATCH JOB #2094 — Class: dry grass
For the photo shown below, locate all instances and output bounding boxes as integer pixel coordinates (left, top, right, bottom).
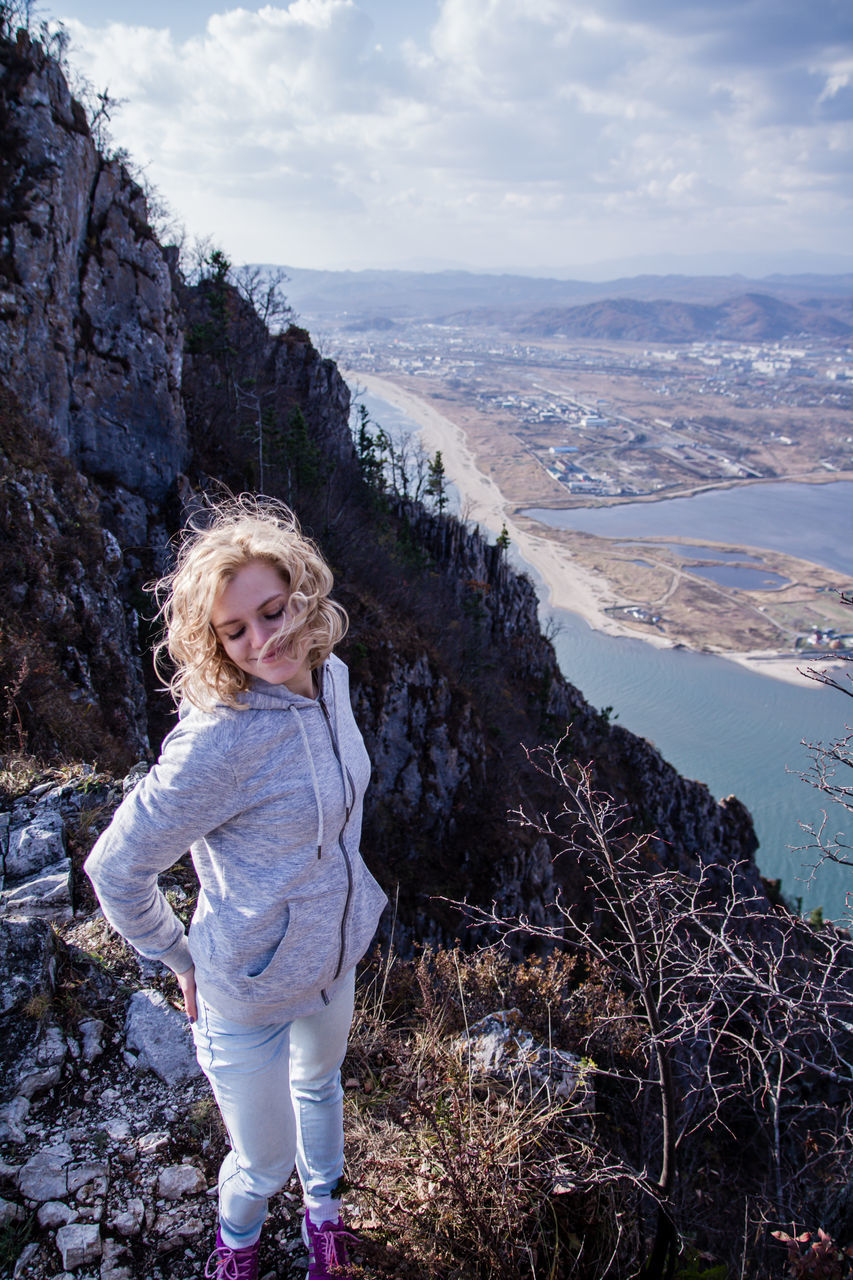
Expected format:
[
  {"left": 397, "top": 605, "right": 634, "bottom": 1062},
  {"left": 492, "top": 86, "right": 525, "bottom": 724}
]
[
  {"left": 0, "top": 748, "right": 43, "bottom": 797},
  {"left": 342, "top": 947, "right": 622, "bottom": 1280}
]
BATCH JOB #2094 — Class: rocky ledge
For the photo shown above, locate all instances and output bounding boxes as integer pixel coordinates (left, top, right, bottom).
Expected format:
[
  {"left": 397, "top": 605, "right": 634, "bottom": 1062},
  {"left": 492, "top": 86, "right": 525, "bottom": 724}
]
[{"left": 0, "top": 774, "right": 312, "bottom": 1279}]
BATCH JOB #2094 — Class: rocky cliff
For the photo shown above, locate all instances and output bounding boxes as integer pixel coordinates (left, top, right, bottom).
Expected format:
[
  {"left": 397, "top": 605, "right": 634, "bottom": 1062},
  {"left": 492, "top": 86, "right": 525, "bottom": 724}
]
[{"left": 0, "top": 31, "right": 185, "bottom": 500}]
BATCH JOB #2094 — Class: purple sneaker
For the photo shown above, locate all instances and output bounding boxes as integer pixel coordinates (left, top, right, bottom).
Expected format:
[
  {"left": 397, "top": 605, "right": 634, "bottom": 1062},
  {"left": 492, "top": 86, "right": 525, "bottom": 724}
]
[
  {"left": 204, "top": 1227, "right": 261, "bottom": 1280},
  {"left": 302, "top": 1210, "right": 360, "bottom": 1279}
]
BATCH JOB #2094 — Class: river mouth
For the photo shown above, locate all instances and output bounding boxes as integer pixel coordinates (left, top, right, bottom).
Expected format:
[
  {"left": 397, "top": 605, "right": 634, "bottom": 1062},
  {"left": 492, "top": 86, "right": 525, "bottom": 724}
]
[
  {"left": 356, "top": 381, "right": 853, "bottom": 920},
  {"left": 518, "top": 483, "right": 853, "bottom": 662}
]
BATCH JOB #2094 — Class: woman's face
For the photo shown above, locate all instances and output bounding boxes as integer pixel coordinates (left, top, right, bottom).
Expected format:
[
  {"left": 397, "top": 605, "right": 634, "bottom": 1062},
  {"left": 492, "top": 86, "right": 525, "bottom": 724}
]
[{"left": 210, "top": 560, "right": 314, "bottom": 698}]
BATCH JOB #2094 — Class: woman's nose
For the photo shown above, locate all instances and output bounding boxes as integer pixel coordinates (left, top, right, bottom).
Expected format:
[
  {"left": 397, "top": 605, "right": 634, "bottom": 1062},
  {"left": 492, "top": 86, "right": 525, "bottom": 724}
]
[{"left": 249, "top": 621, "right": 269, "bottom": 649}]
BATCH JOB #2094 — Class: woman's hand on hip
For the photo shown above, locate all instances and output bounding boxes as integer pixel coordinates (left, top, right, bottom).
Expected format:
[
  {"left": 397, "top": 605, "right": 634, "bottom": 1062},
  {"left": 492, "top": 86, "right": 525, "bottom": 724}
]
[{"left": 176, "top": 965, "right": 198, "bottom": 1023}]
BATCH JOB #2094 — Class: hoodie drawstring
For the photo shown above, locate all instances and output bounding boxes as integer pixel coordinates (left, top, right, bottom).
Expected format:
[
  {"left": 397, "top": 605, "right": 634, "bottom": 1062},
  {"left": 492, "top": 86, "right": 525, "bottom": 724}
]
[{"left": 290, "top": 705, "right": 325, "bottom": 858}]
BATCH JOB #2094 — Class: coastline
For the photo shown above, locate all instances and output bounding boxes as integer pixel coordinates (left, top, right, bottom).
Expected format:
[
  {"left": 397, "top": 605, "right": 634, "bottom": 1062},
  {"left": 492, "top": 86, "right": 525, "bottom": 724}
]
[{"left": 354, "top": 372, "right": 842, "bottom": 690}]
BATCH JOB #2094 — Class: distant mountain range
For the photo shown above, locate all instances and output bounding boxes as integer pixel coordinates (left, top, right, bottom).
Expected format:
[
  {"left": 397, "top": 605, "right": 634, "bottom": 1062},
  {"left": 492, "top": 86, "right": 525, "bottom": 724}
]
[
  {"left": 272, "top": 265, "right": 853, "bottom": 343},
  {"left": 510, "top": 293, "right": 853, "bottom": 343}
]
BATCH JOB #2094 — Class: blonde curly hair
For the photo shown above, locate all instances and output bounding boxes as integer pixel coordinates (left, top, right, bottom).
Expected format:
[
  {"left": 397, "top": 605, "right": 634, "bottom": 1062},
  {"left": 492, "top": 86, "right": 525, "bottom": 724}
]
[{"left": 153, "top": 495, "right": 348, "bottom": 710}]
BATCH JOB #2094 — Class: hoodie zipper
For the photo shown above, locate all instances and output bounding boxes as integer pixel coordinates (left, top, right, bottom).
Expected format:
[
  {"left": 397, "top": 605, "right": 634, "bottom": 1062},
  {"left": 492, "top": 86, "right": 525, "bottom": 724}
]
[{"left": 318, "top": 687, "right": 354, "bottom": 989}]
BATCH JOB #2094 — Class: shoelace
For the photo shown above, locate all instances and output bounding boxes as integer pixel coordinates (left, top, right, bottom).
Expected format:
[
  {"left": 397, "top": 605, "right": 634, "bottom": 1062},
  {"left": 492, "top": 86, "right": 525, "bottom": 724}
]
[
  {"left": 204, "top": 1242, "right": 258, "bottom": 1280},
  {"left": 311, "top": 1220, "right": 359, "bottom": 1271}
]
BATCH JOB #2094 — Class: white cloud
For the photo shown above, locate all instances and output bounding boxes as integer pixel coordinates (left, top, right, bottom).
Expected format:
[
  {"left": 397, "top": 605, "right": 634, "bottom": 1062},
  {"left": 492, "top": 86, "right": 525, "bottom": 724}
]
[{"left": 59, "top": 0, "right": 853, "bottom": 270}]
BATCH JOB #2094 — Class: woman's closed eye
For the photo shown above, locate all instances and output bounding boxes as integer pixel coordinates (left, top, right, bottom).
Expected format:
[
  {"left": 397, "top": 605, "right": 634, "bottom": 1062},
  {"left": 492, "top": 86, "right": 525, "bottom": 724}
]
[{"left": 224, "top": 607, "right": 286, "bottom": 641}]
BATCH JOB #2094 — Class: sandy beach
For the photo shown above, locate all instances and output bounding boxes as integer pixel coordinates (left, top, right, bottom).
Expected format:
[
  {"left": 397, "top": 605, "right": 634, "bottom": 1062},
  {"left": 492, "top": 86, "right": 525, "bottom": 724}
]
[{"left": 356, "top": 372, "right": 840, "bottom": 689}]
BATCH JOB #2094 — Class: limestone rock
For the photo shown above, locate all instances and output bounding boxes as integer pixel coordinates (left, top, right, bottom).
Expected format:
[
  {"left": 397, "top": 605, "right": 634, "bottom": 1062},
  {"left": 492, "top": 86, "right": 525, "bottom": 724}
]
[
  {"left": 457, "top": 1010, "right": 593, "bottom": 1106},
  {"left": 5, "top": 811, "right": 66, "bottom": 879},
  {"left": 11, "top": 1241, "right": 40, "bottom": 1277},
  {"left": 124, "top": 989, "right": 201, "bottom": 1084},
  {"left": 15, "top": 1142, "right": 107, "bottom": 1205},
  {"left": 0, "top": 1196, "right": 24, "bottom": 1227},
  {"left": 0, "top": 34, "right": 187, "bottom": 499},
  {"left": 157, "top": 1163, "right": 206, "bottom": 1201},
  {"left": 137, "top": 1130, "right": 170, "bottom": 1156},
  {"left": 153, "top": 1208, "right": 204, "bottom": 1244},
  {"left": 79, "top": 1019, "right": 106, "bottom": 1063},
  {"left": 103, "top": 1117, "right": 130, "bottom": 1142},
  {"left": 66, "top": 1162, "right": 108, "bottom": 1197},
  {"left": 1, "top": 859, "right": 73, "bottom": 922},
  {"left": 55, "top": 1222, "right": 102, "bottom": 1271},
  {"left": 0, "top": 917, "right": 54, "bottom": 1014},
  {"left": 0, "top": 1097, "right": 30, "bottom": 1144},
  {"left": 99, "top": 1236, "right": 132, "bottom": 1280},
  {"left": 108, "top": 1197, "right": 144, "bottom": 1237},
  {"left": 38, "top": 1200, "right": 78, "bottom": 1228},
  {"left": 17, "top": 1025, "right": 68, "bottom": 1099},
  {"left": 18, "top": 1143, "right": 74, "bottom": 1202}
]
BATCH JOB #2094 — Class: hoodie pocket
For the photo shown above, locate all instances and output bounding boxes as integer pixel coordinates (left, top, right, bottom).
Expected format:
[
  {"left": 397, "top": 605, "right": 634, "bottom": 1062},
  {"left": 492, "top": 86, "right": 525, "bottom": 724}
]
[
  {"left": 338, "top": 865, "right": 387, "bottom": 977},
  {"left": 241, "top": 892, "right": 345, "bottom": 1001}
]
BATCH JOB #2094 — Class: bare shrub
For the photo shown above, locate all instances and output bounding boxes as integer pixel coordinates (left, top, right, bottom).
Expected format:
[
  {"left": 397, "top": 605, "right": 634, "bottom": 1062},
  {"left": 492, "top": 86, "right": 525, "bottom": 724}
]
[{"left": 453, "top": 741, "right": 853, "bottom": 1277}]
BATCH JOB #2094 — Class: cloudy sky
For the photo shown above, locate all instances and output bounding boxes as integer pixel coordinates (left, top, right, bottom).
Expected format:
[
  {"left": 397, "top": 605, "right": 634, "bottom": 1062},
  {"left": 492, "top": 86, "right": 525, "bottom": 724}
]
[{"left": 48, "top": 0, "right": 853, "bottom": 276}]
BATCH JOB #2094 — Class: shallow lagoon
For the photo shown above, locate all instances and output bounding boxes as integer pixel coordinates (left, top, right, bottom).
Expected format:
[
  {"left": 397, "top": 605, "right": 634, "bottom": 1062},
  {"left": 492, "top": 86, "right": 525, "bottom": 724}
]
[
  {"left": 523, "top": 480, "right": 853, "bottom": 575},
  {"left": 688, "top": 564, "right": 790, "bottom": 590}
]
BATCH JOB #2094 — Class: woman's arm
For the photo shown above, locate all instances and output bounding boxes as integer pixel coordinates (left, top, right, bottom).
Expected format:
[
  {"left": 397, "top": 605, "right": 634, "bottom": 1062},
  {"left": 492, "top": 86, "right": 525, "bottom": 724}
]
[{"left": 85, "top": 714, "right": 241, "bottom": 976}]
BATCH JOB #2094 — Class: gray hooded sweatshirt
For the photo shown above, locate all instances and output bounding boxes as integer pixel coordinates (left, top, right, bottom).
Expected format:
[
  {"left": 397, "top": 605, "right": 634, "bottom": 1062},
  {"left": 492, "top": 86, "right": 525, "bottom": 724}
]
[{"left": 85, "top": 654, "right": 387, "bottom": 1025}]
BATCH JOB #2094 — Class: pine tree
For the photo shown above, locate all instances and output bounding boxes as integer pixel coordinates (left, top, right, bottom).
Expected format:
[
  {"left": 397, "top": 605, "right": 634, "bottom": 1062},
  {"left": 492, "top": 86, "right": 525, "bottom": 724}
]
[{"left": 426, "top": 450, "right": 448, "bottom": 513}]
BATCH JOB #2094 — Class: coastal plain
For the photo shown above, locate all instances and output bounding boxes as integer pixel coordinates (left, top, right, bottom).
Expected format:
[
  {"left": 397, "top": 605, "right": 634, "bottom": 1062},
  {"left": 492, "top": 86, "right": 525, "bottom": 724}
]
[{"left": 341, "top": 329, "right": 853, "bottom": 686}]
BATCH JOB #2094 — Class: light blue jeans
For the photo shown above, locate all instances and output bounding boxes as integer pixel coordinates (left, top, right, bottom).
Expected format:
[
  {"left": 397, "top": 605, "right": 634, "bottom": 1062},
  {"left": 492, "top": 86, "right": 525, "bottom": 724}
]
[{"left": 192, "top": 969, "right": 355, "bottom": 1250}]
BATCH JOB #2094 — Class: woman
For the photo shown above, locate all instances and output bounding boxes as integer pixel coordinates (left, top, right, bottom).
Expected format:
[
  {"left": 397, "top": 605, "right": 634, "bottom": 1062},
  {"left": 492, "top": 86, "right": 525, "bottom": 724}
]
[{"left": 85, "top": 495, "right": 387, "bottom": 1280}]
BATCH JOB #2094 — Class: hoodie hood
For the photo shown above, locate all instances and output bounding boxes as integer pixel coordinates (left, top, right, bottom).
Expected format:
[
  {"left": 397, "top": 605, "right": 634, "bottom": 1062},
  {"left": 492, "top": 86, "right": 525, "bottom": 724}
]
[{"left": 177, "top": 662, "right": 327, "bottom": 718}]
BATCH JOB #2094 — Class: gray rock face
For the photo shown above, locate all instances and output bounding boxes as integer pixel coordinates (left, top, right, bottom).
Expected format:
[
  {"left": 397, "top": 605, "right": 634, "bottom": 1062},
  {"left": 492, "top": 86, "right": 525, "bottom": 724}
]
[
  {"left": 124, "top": 989, "right": 201, "bottom": 1085},
  {"left": 0, "top": 917, "right": 54, "bottom": 1015},
  {"left": 269, "top": 332, "right": 353, "bottom": 466},
  {"left": 0, "top": 913, "right": 59, "bottom": 1141},
  {"left": 16, "top": 1024, "right": 68, "bottom": 1099},
  {"left": 0, "top": 34, "right": 186, "bottom": 500},
  {"left": 355, "top": 650, "right": 485, "bottom": 831},
  {"left": 1, "top": 860, "right": 72, "bottom": 921}
]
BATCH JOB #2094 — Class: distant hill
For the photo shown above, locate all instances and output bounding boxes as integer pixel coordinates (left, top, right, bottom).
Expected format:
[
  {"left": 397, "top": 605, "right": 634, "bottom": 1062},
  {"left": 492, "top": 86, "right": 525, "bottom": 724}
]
[
  {"left": 509, "top": 293, "right": 853, "bottom": 343},
  {"left": 272, "top": 264, "right": 853, "bottom": 340}
]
